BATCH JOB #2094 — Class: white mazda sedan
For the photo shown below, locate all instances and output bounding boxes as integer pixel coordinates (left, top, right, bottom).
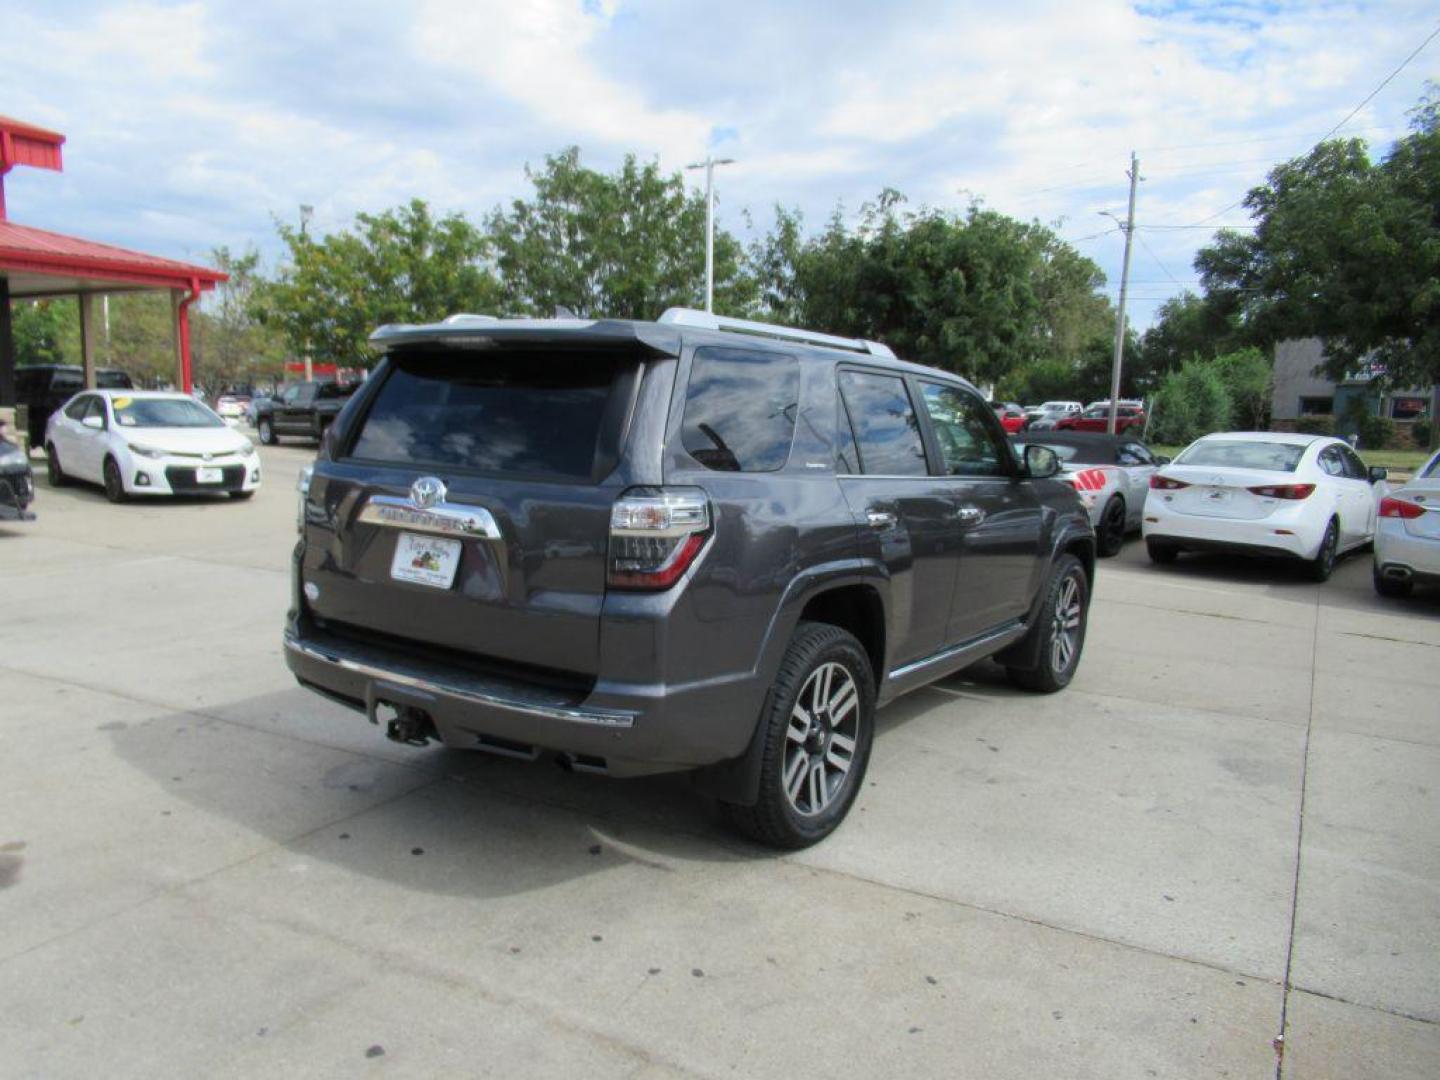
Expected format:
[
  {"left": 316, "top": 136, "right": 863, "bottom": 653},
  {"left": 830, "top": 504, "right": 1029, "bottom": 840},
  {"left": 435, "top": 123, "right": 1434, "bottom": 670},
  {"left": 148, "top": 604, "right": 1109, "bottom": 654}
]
[
  {"left": 45, "top": 389, "right": 261, "bottom": 503},
  {"left": 1142, "top": 432, "right": 1387, "bottom": 581},
  {"left": 1373, "top": 447, "right": 1440, "bottom": 597}
]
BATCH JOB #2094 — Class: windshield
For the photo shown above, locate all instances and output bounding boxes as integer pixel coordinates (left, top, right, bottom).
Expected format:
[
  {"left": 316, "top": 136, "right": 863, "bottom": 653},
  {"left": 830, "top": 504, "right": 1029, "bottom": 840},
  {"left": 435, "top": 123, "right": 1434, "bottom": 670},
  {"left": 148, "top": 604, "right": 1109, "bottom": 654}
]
[
  {"left": 1176, "top": 439, "right": 1305, "bottom": 472},
  {"left": 112, "top": 397, "right": 225, "bottom": 429},
  {"left": 1014, "top": 440, "right": 1082, "bottom": 463}
]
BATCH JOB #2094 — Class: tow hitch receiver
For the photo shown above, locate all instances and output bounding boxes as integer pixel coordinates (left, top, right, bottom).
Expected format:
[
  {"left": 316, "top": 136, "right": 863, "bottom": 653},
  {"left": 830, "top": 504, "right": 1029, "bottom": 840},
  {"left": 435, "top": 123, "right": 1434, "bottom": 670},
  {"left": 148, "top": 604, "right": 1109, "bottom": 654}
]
[{"left": 367, "top": 689, "right": 438, "bottom": 747}]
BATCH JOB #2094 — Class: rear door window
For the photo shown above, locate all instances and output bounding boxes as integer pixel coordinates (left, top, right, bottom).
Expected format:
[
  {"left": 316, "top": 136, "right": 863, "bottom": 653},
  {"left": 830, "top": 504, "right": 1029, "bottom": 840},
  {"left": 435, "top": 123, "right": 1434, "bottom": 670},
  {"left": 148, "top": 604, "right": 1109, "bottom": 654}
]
[
  {"left": 838, "top": 370, "right": 928, "bottom": 476},
  {"left": 681, "top": 347, "right": 799, "bottom": 472},
  {"left": 347, "top": 350, "right": 629, "bottom": 481}
]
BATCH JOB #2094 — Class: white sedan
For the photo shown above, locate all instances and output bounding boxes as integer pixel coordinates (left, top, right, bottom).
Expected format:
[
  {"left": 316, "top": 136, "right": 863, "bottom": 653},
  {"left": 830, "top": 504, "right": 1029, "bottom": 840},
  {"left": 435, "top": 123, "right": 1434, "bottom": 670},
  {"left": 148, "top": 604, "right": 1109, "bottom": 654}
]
[
  {"left": 1373, "top": 447, "right": 1440, "bottom": 597},
  {"left": 45, "top": 389, "right": 262, "bottom": 503},
  {"left": 1142, "top": 432, "right": 1387, "bottom": 582}
]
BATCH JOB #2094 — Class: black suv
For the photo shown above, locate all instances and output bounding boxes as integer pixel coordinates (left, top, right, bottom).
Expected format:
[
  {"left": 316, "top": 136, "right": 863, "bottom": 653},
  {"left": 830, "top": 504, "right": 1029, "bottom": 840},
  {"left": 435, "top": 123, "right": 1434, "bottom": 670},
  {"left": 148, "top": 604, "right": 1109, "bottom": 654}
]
[
  {"left": 284, "top": 310, "right": 1094, "bottom": 847},
  {"left": 16, "top": 365, "right": 133, "bottom": 448}
]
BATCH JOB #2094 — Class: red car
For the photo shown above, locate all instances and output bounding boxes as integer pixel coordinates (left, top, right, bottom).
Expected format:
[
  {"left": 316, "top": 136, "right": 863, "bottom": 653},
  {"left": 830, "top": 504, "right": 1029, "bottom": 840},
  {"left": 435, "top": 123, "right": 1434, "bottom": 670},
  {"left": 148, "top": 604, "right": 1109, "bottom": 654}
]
[
  {"left": 1056, "top": 403, "right": 1146, "bottom": 434},
  {"left": 991, "top": 401, "right": 1028, "bottom": 433}
]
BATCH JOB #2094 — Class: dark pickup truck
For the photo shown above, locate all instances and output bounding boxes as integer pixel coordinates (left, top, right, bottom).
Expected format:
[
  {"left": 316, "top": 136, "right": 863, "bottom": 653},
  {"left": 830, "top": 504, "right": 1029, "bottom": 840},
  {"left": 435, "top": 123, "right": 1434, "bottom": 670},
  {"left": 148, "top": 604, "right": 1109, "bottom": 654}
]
[{"left": 254, "top": 381, "right": 357, "bottom": 445}]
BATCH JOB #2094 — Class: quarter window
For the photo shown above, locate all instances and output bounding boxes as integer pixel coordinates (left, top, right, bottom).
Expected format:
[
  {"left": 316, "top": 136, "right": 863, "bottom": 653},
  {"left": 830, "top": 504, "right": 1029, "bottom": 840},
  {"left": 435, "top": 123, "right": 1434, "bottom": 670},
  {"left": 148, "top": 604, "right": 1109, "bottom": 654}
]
[
  {"left": 837, "top": 371, "right": 928, "bottom": 476},
  {"left": 681, "top": 347, "right": 799, "bottom": 472},
  {"left": 63, "top": 395, "right": 92, "bottom": 420},
  {"left": 919, "top": 383, "right": 1008, "bottom": 477}
]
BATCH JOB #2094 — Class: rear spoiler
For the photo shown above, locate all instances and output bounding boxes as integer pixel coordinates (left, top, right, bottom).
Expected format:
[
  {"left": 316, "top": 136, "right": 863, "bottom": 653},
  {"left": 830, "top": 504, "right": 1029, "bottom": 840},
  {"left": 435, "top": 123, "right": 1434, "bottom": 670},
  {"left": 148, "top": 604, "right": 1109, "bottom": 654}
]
[{"left": 368, "top": 316, "right": 682, "bottom": 357}]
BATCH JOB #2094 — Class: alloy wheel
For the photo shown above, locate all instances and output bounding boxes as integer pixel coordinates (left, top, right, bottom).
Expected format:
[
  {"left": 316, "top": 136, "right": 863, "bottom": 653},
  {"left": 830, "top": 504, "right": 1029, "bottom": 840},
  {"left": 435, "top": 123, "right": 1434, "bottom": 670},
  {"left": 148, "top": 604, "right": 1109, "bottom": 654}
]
[
  {"left": 1050, "top": 573, "right": 1083, "bottom": 674},
  {"left": 782, "top": 661, "right": 862, "bottom": 817}
]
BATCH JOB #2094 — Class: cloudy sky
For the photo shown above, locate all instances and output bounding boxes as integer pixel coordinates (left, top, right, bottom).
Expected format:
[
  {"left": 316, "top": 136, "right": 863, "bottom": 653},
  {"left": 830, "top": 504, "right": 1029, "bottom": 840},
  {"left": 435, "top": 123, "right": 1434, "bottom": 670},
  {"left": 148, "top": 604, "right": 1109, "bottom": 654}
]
[{"left": 3, "top": 0, "right": 1437, "bottom": 328}]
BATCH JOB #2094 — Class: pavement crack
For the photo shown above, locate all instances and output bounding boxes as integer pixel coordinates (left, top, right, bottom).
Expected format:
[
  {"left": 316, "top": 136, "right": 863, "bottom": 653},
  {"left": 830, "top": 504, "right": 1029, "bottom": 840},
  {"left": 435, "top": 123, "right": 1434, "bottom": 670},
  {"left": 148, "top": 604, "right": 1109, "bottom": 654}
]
[{"left": 1275, "top": 591, "right": 1322, "bottom": 1080}]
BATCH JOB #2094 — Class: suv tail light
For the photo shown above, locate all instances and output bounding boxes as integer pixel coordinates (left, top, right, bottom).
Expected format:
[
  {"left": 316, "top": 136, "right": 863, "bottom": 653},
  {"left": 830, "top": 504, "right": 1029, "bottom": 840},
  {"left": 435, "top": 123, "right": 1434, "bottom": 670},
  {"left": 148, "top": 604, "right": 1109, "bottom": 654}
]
[
  {"left": 1150, "top": 475, "right": 1189, "bottom": 490},
  {"left": 1379, "top": 495, "right": 1426, "bottom": 519},
  {"left": 608, "top": 489, "right": 711, "bottom": 590},
  {"left": 1246, "top": 483, "right": 1315, "bottom": 500}
]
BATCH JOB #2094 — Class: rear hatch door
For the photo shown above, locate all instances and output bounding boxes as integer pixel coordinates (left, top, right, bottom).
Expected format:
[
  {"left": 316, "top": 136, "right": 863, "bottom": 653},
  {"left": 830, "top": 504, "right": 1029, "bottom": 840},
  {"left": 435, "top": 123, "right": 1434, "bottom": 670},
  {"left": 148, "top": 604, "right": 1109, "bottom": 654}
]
[{"left": 301, "top": 343, "right": 645, "bottom": 680}]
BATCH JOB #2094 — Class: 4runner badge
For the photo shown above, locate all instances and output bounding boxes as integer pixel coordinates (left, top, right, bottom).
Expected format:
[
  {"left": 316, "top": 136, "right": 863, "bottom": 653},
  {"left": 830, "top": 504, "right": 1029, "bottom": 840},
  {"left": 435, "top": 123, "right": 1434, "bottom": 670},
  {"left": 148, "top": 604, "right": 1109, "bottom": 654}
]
[{"left": 410, "top": 476, "right": 447, "bottom": 509}]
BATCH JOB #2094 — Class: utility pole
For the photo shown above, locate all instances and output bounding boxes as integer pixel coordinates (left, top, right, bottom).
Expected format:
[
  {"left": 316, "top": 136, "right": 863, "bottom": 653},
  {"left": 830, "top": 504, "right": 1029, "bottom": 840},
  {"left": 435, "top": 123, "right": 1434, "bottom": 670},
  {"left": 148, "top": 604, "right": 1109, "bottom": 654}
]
[
  {"left": 685, "top": 156, "right": 735, "bottom": 312},
  {"left": 1105, "top": 153, "right": 1140, "bottom": 436},
  {"left": 299, "top": 204, "right": 315, "bottom": 382}
]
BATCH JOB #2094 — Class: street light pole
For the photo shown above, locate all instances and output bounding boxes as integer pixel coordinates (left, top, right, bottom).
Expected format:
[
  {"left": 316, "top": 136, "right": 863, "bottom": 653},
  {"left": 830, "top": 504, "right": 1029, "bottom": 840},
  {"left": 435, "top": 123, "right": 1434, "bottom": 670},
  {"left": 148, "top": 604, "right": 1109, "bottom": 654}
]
[
  {"left": 686, "top": 156, "right": 735, "bottom": 312},
  {"left": 1104, "top": 154, "right": 1140, "bottom": 436}
]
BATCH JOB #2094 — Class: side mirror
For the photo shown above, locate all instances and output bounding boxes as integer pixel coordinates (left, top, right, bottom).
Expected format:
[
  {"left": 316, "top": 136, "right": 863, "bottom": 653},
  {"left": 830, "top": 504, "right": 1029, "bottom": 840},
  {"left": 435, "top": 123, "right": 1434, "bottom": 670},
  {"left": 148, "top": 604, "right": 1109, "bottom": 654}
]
[
  {"left": 1368, "top": 466, "right": 1388, "bottom": 484},
  {"left": 1155, "top": 455, "right": 1172, "bottom": 465},
  {"left": 82, "top": 414, "right": 104, "bottom": 430},
  {"left": 1024, "top": 444, "right": 1061, "bottom": 479}
]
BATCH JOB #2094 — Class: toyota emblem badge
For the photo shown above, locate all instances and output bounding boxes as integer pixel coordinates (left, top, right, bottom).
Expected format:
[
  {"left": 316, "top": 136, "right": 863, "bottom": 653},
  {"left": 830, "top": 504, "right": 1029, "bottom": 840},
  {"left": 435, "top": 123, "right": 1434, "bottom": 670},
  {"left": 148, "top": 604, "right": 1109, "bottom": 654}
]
[{"left": 410, "top": 476, "right": 447, "bottom": 510}]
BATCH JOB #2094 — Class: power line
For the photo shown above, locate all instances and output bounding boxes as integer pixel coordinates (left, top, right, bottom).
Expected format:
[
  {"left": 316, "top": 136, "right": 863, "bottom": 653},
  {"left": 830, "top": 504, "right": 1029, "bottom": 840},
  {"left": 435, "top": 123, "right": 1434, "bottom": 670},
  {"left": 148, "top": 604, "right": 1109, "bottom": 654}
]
[
  {"left": 1183, "top": 20, "right": 1440, "bottom": 228},
  {"left": 1134, "top": 231, "right": 1188, "bottom": 290}
]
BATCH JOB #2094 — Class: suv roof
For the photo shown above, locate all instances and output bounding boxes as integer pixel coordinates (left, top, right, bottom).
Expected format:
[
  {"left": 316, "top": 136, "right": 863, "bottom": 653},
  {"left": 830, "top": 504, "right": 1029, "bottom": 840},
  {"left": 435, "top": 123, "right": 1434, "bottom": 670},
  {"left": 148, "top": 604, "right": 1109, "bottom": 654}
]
[{"left": 368, "top": 308, "right": 970, "bottom": 388}]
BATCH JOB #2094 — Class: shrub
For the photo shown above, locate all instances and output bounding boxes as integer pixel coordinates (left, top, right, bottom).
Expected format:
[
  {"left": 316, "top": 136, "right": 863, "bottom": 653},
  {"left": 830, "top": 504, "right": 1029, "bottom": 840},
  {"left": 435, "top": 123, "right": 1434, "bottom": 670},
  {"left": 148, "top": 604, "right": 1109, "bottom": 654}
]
[
  {"left": 1410, "top": 418, "right": 1431, "bottom": 447},
  {"left": 1211, "top": 347, "right": 1273, "bottom": 429},
  {"left": 1148, "top": 361, "right": 1233, "bottom": 445},
  {"left": 1294, "top": 414, "right": 1335, "bottom": 435},
  {"left": 1340, "top": 397, "right": 1398, "bottom": 449}
]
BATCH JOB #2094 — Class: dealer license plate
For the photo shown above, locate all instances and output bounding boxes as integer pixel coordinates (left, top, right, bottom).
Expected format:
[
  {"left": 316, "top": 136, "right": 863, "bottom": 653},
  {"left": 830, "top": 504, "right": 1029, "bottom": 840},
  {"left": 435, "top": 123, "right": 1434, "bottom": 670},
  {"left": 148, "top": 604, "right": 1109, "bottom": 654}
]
[
  {"left": 196, "top": 466, "right": 225, "bottom": 484},
  {"left": 390, "top": 532, "right": 462, "bottom": 589}
]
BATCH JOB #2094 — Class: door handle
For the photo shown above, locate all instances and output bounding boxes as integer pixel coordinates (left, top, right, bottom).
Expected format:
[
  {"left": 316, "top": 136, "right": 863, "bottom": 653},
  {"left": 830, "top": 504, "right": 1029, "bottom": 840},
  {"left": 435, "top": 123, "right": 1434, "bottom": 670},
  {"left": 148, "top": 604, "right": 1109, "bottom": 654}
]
[
  {"left": 955, "top": 506, "right": 986, "bottom": 526},
  {"left": 866, "top": 510, "right": 897, "bottom": 529}
]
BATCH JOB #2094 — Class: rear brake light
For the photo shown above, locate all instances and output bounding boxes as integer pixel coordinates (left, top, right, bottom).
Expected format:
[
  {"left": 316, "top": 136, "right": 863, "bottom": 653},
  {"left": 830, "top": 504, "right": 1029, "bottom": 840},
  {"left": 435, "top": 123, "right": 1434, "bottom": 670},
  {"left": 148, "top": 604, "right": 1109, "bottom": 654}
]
[
  {"left": 608, "top": 489, "right": 711, "bottom": 590},
  {"left": 1150, "top": 475, "right": 1189, "bottom": 490},
  {"left": 1379, "top": 495, "right": 1426, "bottom": 519},
  {"left": 1247, "top": 483, "right": 1315, "bottom": 500}
]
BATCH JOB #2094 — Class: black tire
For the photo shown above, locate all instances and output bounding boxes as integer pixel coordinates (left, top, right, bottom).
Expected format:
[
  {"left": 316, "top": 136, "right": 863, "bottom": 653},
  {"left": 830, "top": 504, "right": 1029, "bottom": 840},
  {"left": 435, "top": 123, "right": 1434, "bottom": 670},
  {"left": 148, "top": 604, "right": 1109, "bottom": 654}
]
[
  {"left": 46, "top": 444, "right": 68, "bottom": 487},
  {"left": 102, "top": 456, "right": 128, "bottom": 504},
  {"left": 722, "top": 622, "right": 876, "bottom": 850},
  {"left": 1006, "top": 554, "right": 1089, "bottom": 693},
  {"left": 1097, "top": 496, "right": 1126, "bottom": 558},
  {"left": 1307, "top": 519, "right": 1339, "bottom": 582},
  {"left": 1373, "top": 564, "right": 1412, "bottom": 598},
  {"left": 257, "top": 418, "right": 276, "bottom": 445},
  {"left": 1147, "top": 539, "right": 1178, "bottom": 564},
  {"left": 229, "top": 490, "right": 256, "bottom": 501}
]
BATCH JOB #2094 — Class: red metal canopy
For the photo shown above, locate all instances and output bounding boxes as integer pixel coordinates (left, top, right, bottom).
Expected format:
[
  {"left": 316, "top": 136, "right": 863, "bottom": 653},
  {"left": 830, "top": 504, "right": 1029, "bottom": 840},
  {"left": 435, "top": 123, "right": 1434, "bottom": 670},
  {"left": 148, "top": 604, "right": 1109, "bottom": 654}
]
[{"left": 0, "top": 115, "right": 226, "bottom": 403}]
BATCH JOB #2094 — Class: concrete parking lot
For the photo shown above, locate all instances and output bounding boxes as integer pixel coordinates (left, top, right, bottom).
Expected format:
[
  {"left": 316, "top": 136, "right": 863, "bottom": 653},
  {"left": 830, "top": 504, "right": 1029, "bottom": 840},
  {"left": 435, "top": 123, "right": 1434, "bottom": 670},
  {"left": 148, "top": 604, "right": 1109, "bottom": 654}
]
[{"left": 1, "top": 442, "right": 1436, "bottom": 1079}]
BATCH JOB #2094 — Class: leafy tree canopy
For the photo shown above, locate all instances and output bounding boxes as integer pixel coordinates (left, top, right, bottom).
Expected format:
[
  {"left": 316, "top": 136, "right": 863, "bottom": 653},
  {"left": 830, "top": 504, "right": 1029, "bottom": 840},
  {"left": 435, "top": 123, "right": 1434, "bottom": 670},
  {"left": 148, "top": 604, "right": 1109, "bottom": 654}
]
[
  {"left": 487, "top": 147, "right": 754, "bottom": 319},
  {"left": 1196, "top": 85, "right": 1440, "bottom": 388},
  {"left": 261, "top": 198, "right": 503, "bottom": 368}
]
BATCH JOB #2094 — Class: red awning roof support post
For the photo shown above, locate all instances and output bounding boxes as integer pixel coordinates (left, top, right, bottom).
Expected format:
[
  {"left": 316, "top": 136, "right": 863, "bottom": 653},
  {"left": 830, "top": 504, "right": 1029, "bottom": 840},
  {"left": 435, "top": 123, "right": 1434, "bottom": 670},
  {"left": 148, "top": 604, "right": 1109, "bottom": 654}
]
[{"left": 177, "top": 277, "right": 201, "bottom": 394}]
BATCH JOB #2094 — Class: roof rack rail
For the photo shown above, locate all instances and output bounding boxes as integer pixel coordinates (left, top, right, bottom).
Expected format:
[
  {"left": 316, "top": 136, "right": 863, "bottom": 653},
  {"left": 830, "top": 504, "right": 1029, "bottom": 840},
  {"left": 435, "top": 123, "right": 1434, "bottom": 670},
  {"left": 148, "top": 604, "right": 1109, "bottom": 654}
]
[
  {"left": 441, "top": 313, "right": 500, "bottom": 325},
  {"left": 657, "top": 307, "right": 895, "bottom": 359}
]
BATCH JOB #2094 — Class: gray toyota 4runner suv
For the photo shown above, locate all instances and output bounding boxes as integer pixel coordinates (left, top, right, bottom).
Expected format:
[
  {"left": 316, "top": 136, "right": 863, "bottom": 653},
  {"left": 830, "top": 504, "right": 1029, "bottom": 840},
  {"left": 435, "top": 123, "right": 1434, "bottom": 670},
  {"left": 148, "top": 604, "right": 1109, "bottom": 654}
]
[{"left": 284, "top": 308, "right": 1094, "bottom": 848}]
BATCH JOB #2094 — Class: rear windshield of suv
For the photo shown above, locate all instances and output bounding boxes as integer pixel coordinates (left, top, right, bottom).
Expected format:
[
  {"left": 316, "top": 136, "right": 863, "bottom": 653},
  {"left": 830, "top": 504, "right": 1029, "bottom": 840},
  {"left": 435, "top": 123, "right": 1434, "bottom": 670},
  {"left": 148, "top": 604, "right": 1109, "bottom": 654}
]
[
  {"left": 1176, "top": 440, "right": 1305, "bottom": 472},
  {"left": 348, "top": 350, "right": 627, "bottom": 480}
]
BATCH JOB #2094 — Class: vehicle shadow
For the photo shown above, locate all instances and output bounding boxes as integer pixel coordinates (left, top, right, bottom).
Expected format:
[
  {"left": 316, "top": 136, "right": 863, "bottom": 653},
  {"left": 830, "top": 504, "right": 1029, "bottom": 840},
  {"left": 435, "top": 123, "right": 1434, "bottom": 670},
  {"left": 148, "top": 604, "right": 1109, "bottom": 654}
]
[{"left": 104, "top": 692, "right": 776, "bottom": 900}]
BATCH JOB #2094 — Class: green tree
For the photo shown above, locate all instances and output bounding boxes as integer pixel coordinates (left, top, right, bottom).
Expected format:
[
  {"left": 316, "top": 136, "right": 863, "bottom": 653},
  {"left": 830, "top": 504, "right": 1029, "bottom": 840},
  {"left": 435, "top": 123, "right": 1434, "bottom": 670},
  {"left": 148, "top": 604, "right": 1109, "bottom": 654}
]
[
  {"left": 1137, "top": 291, "right": 1240, "bottom": 380},
  {"left": 1211, "top": 346, "right": 1272, "bottom": 429},
  {"left": 192, "top": 246, "right": 288, "bottom": 391},
  {"left": 486, "top": 147, "right": 755, "bottom": 319},
  {"left": 106, "top": 293, "right": 178, "bottom": 386},
  {"left": 1196, "top": 85, "right": 1440, "bottom": 389},
  {"left": 1148, "top": 360, "right": 1233, "bottom": 445},
  {"left": 262, "top": 199, "right": 503, "bottom": 368},
  {"left": 754, "top": 193, "right": 1114, "bottom": 389},
  {"left": 11, "top": 299, "right": 71, "bottom": 365}
]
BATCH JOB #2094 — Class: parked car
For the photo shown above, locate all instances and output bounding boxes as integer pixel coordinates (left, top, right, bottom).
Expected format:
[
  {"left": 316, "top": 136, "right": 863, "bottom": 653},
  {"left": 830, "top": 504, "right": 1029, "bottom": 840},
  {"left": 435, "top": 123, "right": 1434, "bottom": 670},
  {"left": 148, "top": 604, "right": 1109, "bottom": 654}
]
[
  {"left": 0, "top": 432, "right": 36, "bottom": 522},
  {"left": 45, "top": 390, "right": 261, "bottom": 503},
  {"left": 1373, "top": 447, "right": 1440, "bottom": 597},
  {"left": 1025, "top": 401, "right": 1083, "bottom": 430},
  {"left": 1055, "top": 402, "right": 1147, "bottom": 434},
  {"left": 1012, "top": 432, "right": 1166, "bottom": 556},
  {"left": 254, "top": 381, "right": 357, "bottom": 445},
  {"left": 284, "top": 308, "right": 1096, "bottom": 848},
  {"left": 15, "top": 364, "right": 133, "bottom": 448},
  {"left": 1142, "top": 432, "right": 1386, "bottom": 581},
  {"left": 214, "top": 394, "right": 251, "bottom": 424},
  {"left": 991, "top": 401, "right": 1028, "bottom": 433}
]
